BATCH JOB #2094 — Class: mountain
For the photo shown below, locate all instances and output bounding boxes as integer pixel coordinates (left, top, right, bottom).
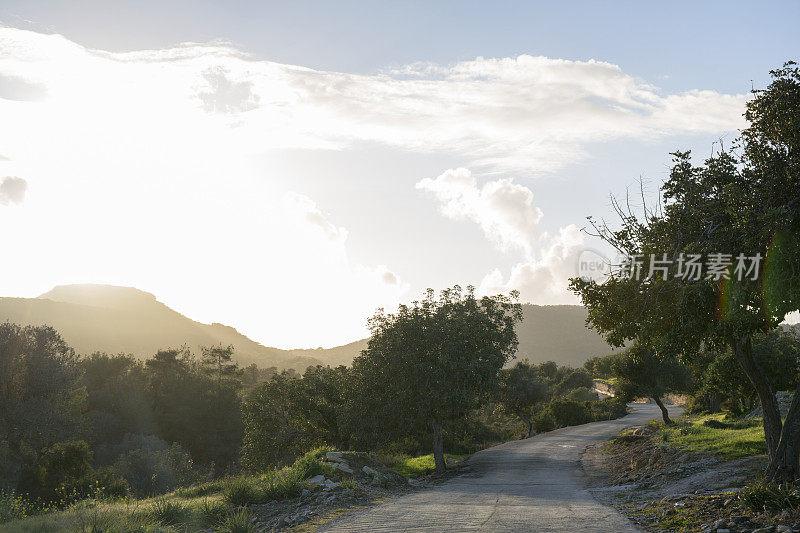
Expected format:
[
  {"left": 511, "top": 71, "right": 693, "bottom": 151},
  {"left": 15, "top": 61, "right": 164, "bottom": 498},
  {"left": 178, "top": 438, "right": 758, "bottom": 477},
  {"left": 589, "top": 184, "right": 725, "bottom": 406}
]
[
  {"left": 0, "top": 284, "right": 615, "bottom": 371},
  {"left": 0, "top": 285, "right": 329, "bottom": 371}
]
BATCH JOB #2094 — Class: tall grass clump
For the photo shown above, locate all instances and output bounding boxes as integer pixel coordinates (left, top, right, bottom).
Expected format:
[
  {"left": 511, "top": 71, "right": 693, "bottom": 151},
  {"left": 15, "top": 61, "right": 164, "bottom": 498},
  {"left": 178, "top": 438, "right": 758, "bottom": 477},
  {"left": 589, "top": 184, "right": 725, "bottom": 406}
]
[{"left": 740, "top": 482, "right": 800, "bottom": 512}]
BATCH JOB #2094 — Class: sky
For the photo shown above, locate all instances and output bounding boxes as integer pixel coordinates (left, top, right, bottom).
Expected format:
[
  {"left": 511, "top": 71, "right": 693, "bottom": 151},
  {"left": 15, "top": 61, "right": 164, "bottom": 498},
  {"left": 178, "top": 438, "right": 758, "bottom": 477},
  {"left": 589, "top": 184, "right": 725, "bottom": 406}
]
[{"left": 0, "top": 1, "right": 797, "bottom": 348}]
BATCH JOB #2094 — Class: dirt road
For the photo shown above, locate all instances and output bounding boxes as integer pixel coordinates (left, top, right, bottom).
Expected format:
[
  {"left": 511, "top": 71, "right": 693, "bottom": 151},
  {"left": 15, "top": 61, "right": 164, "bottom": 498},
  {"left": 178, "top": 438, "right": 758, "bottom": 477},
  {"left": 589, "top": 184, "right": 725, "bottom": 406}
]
[{"left": 322, "top": 404, "right": 680, "bottom": 532}]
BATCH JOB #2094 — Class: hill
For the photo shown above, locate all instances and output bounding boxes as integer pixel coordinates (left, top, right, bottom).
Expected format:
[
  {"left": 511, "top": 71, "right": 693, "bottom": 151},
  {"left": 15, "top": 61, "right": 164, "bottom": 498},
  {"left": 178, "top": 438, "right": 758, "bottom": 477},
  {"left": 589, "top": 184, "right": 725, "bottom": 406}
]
[
  {"left": 0, "top": 285, "right": 327, "bottom": 371},
  {"left": 0, "top": 284, "right": 614, "bottom": 371}
]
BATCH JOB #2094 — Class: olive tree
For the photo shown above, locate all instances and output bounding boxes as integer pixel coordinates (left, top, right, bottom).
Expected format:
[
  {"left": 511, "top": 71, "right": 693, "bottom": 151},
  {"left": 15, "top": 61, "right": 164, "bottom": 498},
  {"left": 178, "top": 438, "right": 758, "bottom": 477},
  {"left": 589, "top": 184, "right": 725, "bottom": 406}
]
[
  {"left": 570, "top": 62, "right": 800, "bottom": 481},
  {"left": 349, "top": 286, "right": 522, "bottom": 473}
]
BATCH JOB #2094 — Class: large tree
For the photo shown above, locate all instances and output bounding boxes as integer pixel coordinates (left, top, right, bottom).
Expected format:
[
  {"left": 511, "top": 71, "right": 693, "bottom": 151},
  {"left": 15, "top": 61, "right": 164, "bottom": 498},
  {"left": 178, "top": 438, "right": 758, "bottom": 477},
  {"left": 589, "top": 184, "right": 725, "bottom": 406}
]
[
  {"left": 348, "top": 286, "right": 522, "bottom": 473},
  {"left": 570, "top": 62, "right": 800, "bottom": 481}
]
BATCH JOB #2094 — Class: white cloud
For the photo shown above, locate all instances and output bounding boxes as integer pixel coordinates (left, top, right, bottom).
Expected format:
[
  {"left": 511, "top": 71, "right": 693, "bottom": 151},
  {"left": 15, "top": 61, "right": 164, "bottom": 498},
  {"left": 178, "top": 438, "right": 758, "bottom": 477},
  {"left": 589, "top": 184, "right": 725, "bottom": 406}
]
[
  {"left": 416, "top": 168, "right": 543, "bottom": 255},
  {"left": 480, "top": 224, "right": 586, "bottom": 304},
  {"left": 283, "top": 192, "right": 348, "bottom": 243},
  {"left": 0, "top": 28, "right": 747, "bottom": 175},
  {"left": 0, "top": 176, "right": 26, "bottom": 205},
  {"left": 198, "top": 66, "right": 260, "bottom": 114}
]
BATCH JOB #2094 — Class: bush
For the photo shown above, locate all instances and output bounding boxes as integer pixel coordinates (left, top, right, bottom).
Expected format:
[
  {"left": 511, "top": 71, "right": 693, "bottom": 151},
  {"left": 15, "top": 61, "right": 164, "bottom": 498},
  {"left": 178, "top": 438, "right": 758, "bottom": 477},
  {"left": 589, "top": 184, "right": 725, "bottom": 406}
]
[
  {"left": 739, "top": 482, "right": 800, "bottom": 512},
  {"left": 112, "top": 442, "right": 203, "bottom": 497},
  {"left": 548, "top": 398, "right": 590, "bottom": 427},
  {"left": 16, "top": 440, "right": 128, "bottom": 505},
  {"left": 0, "top": 490, "right": 35, "bottom": 523},
  {"left": 566, "top": 387, "right": 600, "bottom": 403},
  {"left": 589, "top": 397, "right": 628, "bottom": 421},
  {"left": 532, "top": 410, "right": 557, "bottom": 433}
]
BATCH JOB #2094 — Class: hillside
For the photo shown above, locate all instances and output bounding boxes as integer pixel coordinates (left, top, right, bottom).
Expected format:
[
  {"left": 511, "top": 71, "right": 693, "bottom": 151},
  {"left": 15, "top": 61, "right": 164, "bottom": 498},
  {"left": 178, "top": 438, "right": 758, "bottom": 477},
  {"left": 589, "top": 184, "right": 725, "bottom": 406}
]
[
  {"left": 0, "top": 284, "right": 614, "bottom": 370},
  {"left": 0, "top": 285, "right": 326, "bottom": 371}
]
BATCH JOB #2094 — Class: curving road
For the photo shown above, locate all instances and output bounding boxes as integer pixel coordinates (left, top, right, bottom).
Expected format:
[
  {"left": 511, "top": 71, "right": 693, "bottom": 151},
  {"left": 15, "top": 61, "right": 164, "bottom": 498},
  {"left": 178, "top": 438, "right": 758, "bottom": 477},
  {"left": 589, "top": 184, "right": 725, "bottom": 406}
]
[{"left": 322, "top": 404, "right": 680, "bottom": 532}]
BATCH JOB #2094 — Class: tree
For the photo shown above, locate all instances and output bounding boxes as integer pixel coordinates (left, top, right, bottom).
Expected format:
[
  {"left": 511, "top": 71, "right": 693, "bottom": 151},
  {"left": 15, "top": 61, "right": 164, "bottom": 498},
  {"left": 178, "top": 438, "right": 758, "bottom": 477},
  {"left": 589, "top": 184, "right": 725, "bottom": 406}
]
[
  {"left": 570, "top": 62, "right": 800, "bottom": 481},
  {"left": 349, "top": 286, "right": 522, "bottom": 473},
  {"left": 0, "top": 323, "right": 86, "bottom": 486},
  {"left": 241, "top": 365, "right": 349, "bottom": 470},
  {"left": 609, "top": 344, "right": 690, "bottom": 424},
  {"left": 497, "top": 361, "right": 550, "bottom": 437}
]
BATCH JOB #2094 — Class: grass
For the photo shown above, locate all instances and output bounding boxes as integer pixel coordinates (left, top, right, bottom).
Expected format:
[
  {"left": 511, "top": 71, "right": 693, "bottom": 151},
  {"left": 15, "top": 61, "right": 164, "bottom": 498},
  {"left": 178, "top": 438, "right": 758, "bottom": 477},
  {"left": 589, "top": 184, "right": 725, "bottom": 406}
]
[
  {"left": 0, "top": 448, "right": 334, "bottom": 532},
  {"left": 385, "top": 453, "right": 469, "bottom": 477},
  {"left": 658, "top": 413, "right": 766, "bottom": 459}
]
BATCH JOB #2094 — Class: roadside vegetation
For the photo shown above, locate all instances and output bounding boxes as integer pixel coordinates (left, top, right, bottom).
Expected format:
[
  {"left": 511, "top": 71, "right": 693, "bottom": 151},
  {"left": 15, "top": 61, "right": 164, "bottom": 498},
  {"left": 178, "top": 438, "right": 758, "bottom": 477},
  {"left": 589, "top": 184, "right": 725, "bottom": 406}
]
[{"left": 1, "top": 285, "right": 634, "bottom": 529}]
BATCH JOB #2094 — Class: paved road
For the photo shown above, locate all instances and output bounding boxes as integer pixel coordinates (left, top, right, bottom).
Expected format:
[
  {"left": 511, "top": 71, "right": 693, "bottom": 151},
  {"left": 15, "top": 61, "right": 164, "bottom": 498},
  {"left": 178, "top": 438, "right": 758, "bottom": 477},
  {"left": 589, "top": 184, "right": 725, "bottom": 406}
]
[{"left": 322, "top": 404, "right": 681, "bottom": 533}]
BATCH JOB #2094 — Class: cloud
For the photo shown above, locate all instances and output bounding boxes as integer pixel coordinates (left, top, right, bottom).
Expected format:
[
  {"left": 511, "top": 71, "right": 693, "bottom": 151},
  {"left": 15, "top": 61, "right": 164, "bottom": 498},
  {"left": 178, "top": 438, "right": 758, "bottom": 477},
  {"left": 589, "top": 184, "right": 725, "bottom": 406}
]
[
  {"left": 479, "top": 224, "right": 586, "bottom": 303},
  {"left": 198, "top": 66, "right": 260, "bottom": 114},
  {"left": 0, "top": 28, "right": 747, "bottom": 175},
  {"left": 0, "top": 74, "right": 47, "bottom": 101},
  {"left": 283, "top": 192, "right": 348, "bottom": 243},
  {"left": 0, "top": 154, "right": 8, "bottom": 161},
  {"left": 0, "top": 176, "right": 27, "bottom": 205},
  {"left": 417, "top": 168, "right": 543, "bottom": 255}
]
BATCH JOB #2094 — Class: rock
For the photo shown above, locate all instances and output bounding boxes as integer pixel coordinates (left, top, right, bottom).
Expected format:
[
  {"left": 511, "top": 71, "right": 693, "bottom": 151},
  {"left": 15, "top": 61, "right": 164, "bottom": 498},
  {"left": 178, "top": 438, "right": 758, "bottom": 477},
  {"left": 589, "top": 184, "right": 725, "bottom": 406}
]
[
  {"left": 715, "top": 519, "right": 728, "bottom": 529},
  {"left": 717, "top": 529, "right": 731, "bottom": 533},
  {"left": 746, "top": 391, "right": 794, "bottom": 419},
  {"left": 324, "top": 479, "right": 340, "bottom": 490},
  {"left": 753, "top": 527, "right": 776, "bottom": 533},
  {"left": 362, "top": 465, "right": 380, "bottom": 477},
  {"left": 408, "top": 478, "right": 421, "bottom": 487},
  {"left": 308, "top": 474, "right": 326, "bottom": 485},
  {"left": 301, "top": 489, "right": 310, "bottom": 496},
  {"left": 332, "top": 462, "right": 354, "bottom": 474},
  {"left": 732, "top": 515, "right": 749, "bottom": 524},
  {"left": 776, "top": 526, "right": 792, "bottom": 533},
  {"left": 325, "top": 451, "right": 344, "bottom": 461}
]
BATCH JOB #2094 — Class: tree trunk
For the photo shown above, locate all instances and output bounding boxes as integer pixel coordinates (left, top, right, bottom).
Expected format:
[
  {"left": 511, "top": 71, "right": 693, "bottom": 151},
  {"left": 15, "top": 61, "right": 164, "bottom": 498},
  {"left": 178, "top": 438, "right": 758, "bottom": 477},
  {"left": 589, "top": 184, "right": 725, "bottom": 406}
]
[
  {"left": 731, "top": 336, "right": 782, "bottom": 460},
  {"left": 730, "top": 335, "right": 800, "bottom": 482},
  {"left": 525, "top": 418, "right": 533, "bottom": 438},
  {"left": 765, "top": 379, "right": 800, "bottom": 482},
  {"left": 709, "top": 392, "right": 721, "bottom": 414},
  {"left": 652, "top": 395, "right": 673, "bottom": 425},
  {"left": 432, "top": 419, "right": 445, "bottom": 474}
]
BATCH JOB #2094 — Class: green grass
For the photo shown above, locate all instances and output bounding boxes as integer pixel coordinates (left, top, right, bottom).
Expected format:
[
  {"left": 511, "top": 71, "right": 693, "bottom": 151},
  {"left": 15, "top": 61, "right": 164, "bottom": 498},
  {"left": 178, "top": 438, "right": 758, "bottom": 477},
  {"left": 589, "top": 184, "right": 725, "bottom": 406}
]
[
  {"left": 387, "top": 453, "right": 469, "bottom": 477},
  {"left": 0, "top": 448, "right": 334, "bottom": 531},
  {"left": 659, "top": 413, "right": 766, "bottom": 459}
]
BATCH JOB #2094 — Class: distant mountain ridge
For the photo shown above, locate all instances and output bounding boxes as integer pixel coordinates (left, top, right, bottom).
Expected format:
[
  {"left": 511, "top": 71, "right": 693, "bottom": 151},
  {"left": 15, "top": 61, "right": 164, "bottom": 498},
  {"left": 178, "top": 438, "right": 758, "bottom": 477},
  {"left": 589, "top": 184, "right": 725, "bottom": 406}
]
[{"left": 0, "top": 284, "right": 614, "bottom": 371}]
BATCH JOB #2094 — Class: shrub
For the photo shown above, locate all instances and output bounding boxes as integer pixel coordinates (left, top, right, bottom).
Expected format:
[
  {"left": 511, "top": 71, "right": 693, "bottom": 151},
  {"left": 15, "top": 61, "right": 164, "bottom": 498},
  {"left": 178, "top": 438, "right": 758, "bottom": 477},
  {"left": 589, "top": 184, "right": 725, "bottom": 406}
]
[
  {"left": 0, "top": 490, "right": 35, "bottom": 523},
  {"left": 739, "top": 482, "right": 800, "bottom": 512},
  {"left": 218, "top": 508, "right": 257, "bottom": 533},
  {"left": 532, "top": 410, "right": 556, "bottom": 433},
  {"left": 149, "top": 498, "right": 189, "bottom": 526},
  {"left": 224, "top": 478, "right": 262, "bottom": 507},
  {"left": 548, "top": 398, "right": 590, "bottom": 427},
  {"left": 112, "top": 442, "right": 203, "bottom": 497}
]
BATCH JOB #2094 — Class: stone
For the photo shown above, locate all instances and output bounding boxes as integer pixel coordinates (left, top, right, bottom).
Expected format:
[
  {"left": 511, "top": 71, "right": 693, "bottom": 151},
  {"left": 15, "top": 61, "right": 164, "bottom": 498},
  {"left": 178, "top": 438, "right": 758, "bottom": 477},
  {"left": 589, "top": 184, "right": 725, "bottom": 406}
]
[
  {"left": 776, "top": 526, "right": 792, "bottom": 533},
  {"left": 362, "top": 465, "right": 380, "bottom": 477},
  {"left": 325, "top": 451, "right": 344, "bottom": 461},
  {"left": 332, "top": 462, "right": 354, "bottom": 474},
  {"left": 752, "top": 527, "right": 776, "bottom": 533},
  {"left": 715, "top": 519, "right": 728, "bottom": 529},
  {"left": 308, "top": 475, "right": 326, "bottom": 485}
]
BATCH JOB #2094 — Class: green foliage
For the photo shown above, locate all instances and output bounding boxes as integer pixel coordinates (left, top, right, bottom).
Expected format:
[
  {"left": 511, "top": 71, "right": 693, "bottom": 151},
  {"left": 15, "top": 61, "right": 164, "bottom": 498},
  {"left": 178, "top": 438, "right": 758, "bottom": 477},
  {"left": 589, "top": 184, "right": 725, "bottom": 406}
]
[
  {"left": 16, "top": 441, "right": 128, "bottom": 505},
  {"left": 241, "top": 366, "right": 348, "bottom": 471},
  {"left": 496, "top": 361, "right": 550, "bottom": 436},
  {"left": 739, "top": 482, "right": 800, "bottom": 512},
  {"left": 112, "top": 441, "right": 201, "bottom": 497},
  {"left": 347, "top": 286, "right": 522, "bottom": 472},
  {"left": 570, "top": 62, "right": 800, "bottom": 480}
]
